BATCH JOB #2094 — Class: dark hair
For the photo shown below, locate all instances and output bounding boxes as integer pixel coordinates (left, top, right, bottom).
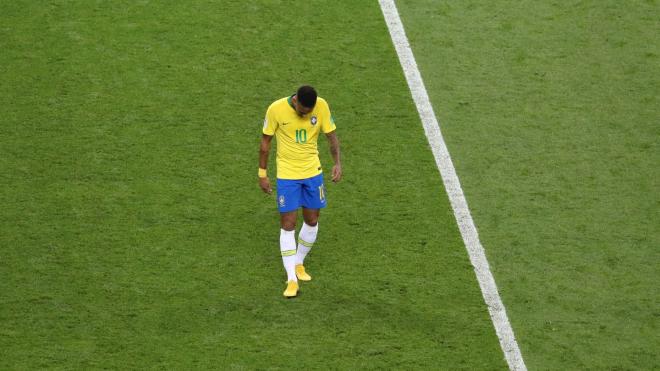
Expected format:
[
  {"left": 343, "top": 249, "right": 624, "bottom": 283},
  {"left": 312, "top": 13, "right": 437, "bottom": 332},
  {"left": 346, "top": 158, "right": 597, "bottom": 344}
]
[{"left": 296, "top": 85, "right": 317, "bottom": 108}]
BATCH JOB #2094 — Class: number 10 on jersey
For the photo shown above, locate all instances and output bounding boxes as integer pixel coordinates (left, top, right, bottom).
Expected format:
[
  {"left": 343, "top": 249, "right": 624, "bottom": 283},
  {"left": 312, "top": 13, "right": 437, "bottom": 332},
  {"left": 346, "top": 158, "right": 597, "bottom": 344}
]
[{"left": 295, "top": 129, "right": 307, "bottom": 143}]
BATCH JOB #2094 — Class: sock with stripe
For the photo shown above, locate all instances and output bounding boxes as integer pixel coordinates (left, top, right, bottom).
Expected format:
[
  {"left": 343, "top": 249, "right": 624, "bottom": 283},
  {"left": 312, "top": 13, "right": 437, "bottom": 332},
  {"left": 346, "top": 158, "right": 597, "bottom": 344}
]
[
  {"left": 280, "top": 229, "right": 297, "bottom": 282},
  {"left": 296, "top": 222, "right": 318, "bottom": 265}
]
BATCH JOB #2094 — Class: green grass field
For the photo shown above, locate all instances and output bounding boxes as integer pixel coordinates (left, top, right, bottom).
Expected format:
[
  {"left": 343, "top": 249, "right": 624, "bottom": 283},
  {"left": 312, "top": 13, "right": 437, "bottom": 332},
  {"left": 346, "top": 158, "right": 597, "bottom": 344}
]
[
  {"left": 397, "top": 1, "right": 659, "bottom": 369},
  {"left": 1, "top": 1, "right": 657, "bottom": 370}
]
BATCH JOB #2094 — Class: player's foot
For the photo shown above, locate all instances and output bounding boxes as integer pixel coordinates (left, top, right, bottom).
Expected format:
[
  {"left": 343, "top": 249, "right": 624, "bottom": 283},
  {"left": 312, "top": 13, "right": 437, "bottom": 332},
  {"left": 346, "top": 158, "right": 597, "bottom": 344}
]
[
  {"left": 283, "top": 280, "right": 299, "bottom": 298},
  {"left": 295, "top": 264, "right": 312, "bottom": 281}
]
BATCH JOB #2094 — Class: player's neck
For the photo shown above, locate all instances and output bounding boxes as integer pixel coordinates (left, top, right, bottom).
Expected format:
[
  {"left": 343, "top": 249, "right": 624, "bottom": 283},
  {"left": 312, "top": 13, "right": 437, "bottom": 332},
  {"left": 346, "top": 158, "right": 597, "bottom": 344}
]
[{"left": 288, "top": 95, "right": 297, "bottom": 110}]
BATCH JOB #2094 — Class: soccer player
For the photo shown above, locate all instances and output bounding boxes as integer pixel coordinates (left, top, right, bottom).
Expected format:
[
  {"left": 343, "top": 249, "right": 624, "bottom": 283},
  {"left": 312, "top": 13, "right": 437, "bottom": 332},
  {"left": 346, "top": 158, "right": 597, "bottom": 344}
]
[{"left": 258, "top": 85, "right": 342, "bottom": 298}]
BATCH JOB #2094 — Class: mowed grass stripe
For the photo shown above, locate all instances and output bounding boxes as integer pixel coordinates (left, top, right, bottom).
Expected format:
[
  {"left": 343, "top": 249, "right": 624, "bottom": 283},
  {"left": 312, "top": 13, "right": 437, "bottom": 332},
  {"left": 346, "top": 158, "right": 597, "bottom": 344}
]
[
  {"left": 2, "top": 1, "right": 505, "bottom": 369},
  {"left": 397, "top": 0, "right": 659, "bottom": 369},
  {"left": 379, "top": 1, "right": 525, "bottom": 370}
]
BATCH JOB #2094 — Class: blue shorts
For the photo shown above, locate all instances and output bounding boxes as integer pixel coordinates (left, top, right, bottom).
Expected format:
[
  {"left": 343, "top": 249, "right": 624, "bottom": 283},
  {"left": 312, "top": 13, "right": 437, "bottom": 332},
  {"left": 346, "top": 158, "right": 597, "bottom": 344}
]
[{"left": 276, "top": 173, "right": 327, "bottom": 213}]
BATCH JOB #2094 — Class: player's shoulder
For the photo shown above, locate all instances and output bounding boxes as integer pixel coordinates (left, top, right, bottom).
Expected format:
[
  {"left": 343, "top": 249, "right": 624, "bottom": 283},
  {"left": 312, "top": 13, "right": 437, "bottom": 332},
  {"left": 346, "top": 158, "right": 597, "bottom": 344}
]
[
  {"left": 316, "top": 96, "right": 330, "bottom": 112},
  {"left": 267, "top": 97, "right": 289, "bottom": 113},
  {"left": 317, "top": 96, "right": 329, "bottom": 107}
]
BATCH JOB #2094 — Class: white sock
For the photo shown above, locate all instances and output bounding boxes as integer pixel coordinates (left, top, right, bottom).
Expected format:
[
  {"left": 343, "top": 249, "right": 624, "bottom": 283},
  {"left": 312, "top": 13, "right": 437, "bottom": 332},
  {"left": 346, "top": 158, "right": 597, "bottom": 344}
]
[
  {"left": 280, "top": 229, "right": 297, "bottom": 282},
  {"left": 296, "top": 222, "right": 318, "bottom": 265}
]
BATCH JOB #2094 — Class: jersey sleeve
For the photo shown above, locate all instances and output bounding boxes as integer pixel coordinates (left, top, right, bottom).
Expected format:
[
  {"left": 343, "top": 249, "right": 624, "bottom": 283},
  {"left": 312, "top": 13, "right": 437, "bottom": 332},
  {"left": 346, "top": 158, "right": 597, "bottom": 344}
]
[
  {"left": 321, "top": 101, "right": 336, "bottom": 134},
  {"left": 262, "top": 105, "right": 278, "bottom": 136}
]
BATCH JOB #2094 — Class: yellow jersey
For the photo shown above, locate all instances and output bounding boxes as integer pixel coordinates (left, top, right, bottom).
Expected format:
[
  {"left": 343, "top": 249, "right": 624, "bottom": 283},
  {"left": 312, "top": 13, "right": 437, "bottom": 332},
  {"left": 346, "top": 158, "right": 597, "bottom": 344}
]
[{"left": 263, "top": 95, "right": 336, "bottom": 179}]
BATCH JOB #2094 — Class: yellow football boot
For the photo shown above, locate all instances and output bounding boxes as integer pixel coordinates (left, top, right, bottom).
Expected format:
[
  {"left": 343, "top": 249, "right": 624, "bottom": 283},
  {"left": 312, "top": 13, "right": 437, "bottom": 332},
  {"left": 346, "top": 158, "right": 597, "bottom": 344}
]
[
  {"left": 295, "top": 264, "right": 312, "bottom": 281},
  {"left": 283, "top": 280, "right": 299, "bottom": 298}
]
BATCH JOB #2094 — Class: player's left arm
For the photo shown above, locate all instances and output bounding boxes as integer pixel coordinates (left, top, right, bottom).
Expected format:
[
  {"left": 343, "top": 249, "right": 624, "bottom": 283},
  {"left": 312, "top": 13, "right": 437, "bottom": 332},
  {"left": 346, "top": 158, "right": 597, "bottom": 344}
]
[
  {"left": 320, "top": 100, "right": 341, "bottom": 183},
  {"left": 325, "top": 131, "right": 342, "bottom": 183}
]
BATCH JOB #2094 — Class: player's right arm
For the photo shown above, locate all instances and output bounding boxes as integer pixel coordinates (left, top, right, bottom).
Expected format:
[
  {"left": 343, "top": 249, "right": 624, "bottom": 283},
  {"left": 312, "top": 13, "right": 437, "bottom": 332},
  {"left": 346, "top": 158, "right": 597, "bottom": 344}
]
[
  {"left": 258, "top": 134, "right": 273, "bottom": 194},
  {"left": 259, "top": 104, "right": 279, "bottom": 194}
]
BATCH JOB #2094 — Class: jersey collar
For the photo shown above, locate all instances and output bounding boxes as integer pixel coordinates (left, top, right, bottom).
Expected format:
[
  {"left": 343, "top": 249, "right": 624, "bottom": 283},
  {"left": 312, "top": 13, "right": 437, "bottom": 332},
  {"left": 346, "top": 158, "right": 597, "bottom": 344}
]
[{"left": 287, "top": 95, "right": 295, "bottom": 110}]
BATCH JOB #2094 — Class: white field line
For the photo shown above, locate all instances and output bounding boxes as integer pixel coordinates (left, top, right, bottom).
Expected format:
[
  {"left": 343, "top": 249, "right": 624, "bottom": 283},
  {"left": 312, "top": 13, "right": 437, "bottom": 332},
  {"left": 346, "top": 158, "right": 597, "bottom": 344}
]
[{"left": 377, "top": 1, "right": 527, "bottom": 370}]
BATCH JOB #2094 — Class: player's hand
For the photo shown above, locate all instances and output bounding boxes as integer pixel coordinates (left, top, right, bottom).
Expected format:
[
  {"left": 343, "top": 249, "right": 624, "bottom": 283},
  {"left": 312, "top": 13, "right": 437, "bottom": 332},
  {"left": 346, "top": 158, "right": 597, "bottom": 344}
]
[
  {"left": 331, "top": 163, "right": 342, "bottom": 183},
  {"left": 259, "top": 176, "right": 272, "bottom": 194}
]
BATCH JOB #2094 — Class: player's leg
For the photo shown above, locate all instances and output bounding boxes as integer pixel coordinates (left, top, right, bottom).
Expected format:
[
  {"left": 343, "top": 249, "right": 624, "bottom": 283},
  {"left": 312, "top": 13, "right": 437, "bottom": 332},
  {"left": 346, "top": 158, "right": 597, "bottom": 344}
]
[
  {"left": 296, "top": 174, "right": 326, "bottom": 281},
  {"left": 280, "top": 210, "right": 299, "bottom": 297},
  {"left": 295, "top": 208, "right": 319, "bottom": 281},
  {"left": 276, "top": 179, "right": 302, "bottom": 297},
  {"left": 280, "top": 210, "right": 298, "bottom": 230},
  {"left": 301, "top": 208, "right": 320, "bottom": 226}
]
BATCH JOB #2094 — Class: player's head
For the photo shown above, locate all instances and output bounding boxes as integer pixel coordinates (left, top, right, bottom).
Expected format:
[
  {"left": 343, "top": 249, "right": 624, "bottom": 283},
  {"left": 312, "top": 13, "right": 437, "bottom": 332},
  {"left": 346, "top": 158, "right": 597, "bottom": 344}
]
[{"left": 293, "top": 85, "right": 317, "bottom": 116}]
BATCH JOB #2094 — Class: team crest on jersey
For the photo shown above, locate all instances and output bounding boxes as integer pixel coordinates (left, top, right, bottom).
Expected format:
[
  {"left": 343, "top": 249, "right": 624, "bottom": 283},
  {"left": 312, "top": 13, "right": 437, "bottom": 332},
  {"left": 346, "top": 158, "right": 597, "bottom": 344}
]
[
  {"left": 310, "top": 115, "right": 318, "bottom": 126},
  {"left": 278, "top": 195, "right": 286, "bottom": 207}
]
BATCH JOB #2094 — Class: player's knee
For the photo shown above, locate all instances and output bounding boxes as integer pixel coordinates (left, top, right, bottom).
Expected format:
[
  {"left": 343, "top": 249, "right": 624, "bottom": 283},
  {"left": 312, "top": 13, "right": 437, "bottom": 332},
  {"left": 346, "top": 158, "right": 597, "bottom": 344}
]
[
  {"left": 305, "top": 219, "right": 318, "bottom": 227},
  {"left": 281, "top": 219, "right": 296, "bottom": 231}
]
